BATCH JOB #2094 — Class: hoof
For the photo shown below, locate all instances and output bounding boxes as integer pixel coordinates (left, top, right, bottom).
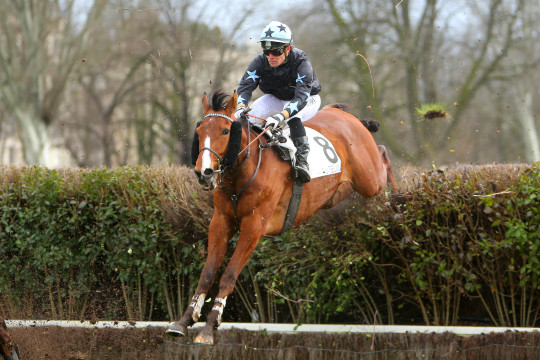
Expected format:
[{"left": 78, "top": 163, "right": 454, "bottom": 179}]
[
  {"left": 194, "top": 328, "right": 214, "bottom": 345},
  {"left": 165, "top": 322, "right": 188, "bottom": 337}
]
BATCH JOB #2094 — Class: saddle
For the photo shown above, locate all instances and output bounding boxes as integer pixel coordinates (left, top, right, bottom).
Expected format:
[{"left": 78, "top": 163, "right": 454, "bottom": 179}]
[{"left": 250, "top": 123, "right": 294, "bottom": 162}]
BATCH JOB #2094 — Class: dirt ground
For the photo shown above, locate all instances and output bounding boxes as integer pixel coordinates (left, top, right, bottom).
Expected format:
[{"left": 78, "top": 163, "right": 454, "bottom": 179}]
[
  {"left": 9, "top": 326, "right": 164, "bottom": 359},
  {"left": 7, "top": 325, "right": 540, "bottom": 360}
]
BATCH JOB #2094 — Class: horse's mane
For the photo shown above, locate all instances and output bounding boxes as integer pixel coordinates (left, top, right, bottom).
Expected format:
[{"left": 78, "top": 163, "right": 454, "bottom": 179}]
[
  {"left": 210, "top": 90, "right": 230, "bottom": 111},
  {"left": 209, "top": 90, "right": 250, "bottom": 128},
  {"left": 325, "top": 103, "right": 350, "bottom": 112}
]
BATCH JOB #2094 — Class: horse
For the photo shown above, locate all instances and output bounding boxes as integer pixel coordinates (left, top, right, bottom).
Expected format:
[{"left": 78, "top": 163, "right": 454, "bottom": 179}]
[
  {"left": 166, "top": 90, "right": 398, "bottom": 344},
  {"left": 0, "top": 318, "right": 19, "bottom": 360}
]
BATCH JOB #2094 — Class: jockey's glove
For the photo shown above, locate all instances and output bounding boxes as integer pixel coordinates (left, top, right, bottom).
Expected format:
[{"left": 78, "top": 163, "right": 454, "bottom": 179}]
[
  {"left": 265, "top": 113, "right": 286, "bottom": 130},
  {"left": 234, "top": 106, "right": 246, "bottom": 120}
]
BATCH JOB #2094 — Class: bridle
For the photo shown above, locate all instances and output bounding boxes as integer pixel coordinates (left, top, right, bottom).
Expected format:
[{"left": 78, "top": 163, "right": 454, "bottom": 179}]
[
  {"left": 197, "top": 112, "right": 269, "bottom": 217},
  {"left": 197, "top": 113, "right": 236, "bottom": 174}
]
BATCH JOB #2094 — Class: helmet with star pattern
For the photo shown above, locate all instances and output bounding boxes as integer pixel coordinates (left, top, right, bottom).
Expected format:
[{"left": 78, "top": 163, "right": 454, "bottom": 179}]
[{"left": 259, "top": 21, "right": 293, "bottom": 48}]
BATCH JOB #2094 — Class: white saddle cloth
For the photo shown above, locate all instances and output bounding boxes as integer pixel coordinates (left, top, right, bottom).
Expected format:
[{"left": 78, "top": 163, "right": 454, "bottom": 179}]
[{"left": 281, "top": 127, "right": 342, "bottom": 179}]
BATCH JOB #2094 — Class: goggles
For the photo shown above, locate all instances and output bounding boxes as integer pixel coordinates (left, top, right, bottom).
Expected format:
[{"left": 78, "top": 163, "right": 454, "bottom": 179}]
[{"left": 263, "top": 46, "right": 286, "bottom": 56}]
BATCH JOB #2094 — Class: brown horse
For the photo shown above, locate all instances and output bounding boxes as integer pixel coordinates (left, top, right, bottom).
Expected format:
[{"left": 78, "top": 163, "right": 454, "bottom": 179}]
[
  {"left": 0, "top": 318, "right": 19, "bottom": 360},
  {"left": 166, "top": 90, "right": 397, "bottom": 344}
]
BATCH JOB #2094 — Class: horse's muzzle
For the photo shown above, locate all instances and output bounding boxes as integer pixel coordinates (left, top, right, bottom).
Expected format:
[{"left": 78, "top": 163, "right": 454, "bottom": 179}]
[{"left": 195, "top": 168, "right": 217, "bottom": 190}]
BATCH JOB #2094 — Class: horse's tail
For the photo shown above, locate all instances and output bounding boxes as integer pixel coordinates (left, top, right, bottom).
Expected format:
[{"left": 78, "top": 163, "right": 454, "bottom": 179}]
[
  {"left": 359, "top": 119, "right": 379, "bottom": 133},
  {"left": 324, "top": 103, "right": 380, "bottom": 133}
]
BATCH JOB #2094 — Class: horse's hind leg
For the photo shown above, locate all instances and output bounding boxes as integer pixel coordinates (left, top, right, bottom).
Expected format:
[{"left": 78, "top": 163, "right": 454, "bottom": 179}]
[
  {"left": 378, "top": 145, "right": 398, "bottom": 193},
  {"left": 323, "top": 182, "right": 354, "bottom": 209},
  {"left": 166, "top": 216, "right": 235, "bottom": 337}
]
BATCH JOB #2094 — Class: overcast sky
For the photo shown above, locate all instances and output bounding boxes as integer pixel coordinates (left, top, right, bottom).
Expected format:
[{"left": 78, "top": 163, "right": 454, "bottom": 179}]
[{"left": 186, "top": 0, "right": 309, "bottom": 44}]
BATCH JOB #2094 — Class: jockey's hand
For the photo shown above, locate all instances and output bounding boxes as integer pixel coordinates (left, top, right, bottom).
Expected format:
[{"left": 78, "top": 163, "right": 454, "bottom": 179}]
[
  {"left": 265, "top": 113, "right": 286, "bottom": 130},
  {"left": 234, "top": 106, "right": 246, "bottom": 120}
]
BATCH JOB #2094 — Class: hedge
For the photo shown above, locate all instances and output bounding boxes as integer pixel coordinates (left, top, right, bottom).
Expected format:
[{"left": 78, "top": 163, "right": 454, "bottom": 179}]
[{"left": 0, "top": 163, "right": 538, "bottom": 327}]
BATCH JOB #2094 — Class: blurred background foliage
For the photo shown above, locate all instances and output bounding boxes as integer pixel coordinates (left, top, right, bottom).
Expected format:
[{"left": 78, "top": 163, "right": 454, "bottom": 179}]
[{"left": 0, "top": 0, "right": 539, "bottom": 168}]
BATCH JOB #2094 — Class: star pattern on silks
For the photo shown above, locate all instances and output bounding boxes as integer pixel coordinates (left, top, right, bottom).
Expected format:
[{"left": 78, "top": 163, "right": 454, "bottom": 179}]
[
  {"left": 278, "top": 24, "right": 286, "bottom": 32},
  {"left": 246, "top": 70, "right": 259, "bottom": 82},
  {"left": 237, "top": 94, "right": 246, "bottom": 104},
  {"left": 296, "top": 74, "right": 306, "bottom": 84},
  {"left": 303, "top": 91, "right": 311, "bottom": 102},
  {"left": 265, "top": 28, "right": 274, "bottom": 37},
  {"left": 286, "top": 101, "right": 299, "bottom": 114}
]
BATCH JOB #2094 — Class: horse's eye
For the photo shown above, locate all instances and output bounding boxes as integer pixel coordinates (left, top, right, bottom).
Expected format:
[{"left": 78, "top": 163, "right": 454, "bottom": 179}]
[{"left": 222, "top": 128, "right": 230, "bottom": 135}]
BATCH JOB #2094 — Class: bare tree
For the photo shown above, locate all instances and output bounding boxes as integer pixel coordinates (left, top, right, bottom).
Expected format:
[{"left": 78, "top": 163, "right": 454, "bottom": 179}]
[
  {"left": 321, "top": 0, "right": 526, "bottom": 164},
  {"left": 59, "top": 0, "right": 254, "bottom": 167},
  {"left": 69, "top": 4, "right": 158, "bottom": 167},
  {"left": 511, "top": 0, "right": 540, "bottom": 162},
  {"left": 0, "top": 0, "right": 105, "bottom": 166},
  {"left": 149, "top": 0, "right": 254, "bottom": 165}
]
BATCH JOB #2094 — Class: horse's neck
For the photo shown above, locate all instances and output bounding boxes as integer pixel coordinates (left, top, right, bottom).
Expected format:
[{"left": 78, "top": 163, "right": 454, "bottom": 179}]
[
  {"left": 227, "top": 129, "right": 261, "bottom": 180},
  {"left": 240, "top": 128, "right": 259, "bottom": 167}
]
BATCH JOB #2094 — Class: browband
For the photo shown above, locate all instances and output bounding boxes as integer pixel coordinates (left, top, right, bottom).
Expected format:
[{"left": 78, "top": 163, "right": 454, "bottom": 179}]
[{"left": 203, "top": 113, "right": 234, "bottom": 123}]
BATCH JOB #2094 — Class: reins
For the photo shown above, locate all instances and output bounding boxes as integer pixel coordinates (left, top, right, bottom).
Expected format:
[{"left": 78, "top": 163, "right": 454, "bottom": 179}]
[
  {"left": 238, "top": 113, "right": 271, "bottom": 155},
  {"left": 239, "top": 127, "right": 270, "bottom": 156}
]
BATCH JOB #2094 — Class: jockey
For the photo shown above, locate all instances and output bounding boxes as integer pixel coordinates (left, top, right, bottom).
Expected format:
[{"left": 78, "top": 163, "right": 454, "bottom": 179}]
[{"left": 234, "top": 21, "right": 321, "bottom": 183}]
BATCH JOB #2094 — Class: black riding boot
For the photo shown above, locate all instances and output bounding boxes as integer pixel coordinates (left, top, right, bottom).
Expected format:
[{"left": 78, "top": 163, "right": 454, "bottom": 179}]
[{"left": 292, "top": 136, "right": 311, "bottom": 183}]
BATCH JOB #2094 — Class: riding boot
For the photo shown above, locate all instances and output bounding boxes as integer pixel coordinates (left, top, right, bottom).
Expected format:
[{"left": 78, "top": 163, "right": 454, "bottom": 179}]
[{"left": 292, "top": 136, "right": 311, "bottom": 183}]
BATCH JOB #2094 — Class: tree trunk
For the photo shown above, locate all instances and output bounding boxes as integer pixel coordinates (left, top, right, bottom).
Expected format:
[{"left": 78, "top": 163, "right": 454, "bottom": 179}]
[
  {"left": 520, "top": 92, "right": 540, "bottom": 162},
  {"left": 14, "top": 107, "right": 52, "bottom": 166}
]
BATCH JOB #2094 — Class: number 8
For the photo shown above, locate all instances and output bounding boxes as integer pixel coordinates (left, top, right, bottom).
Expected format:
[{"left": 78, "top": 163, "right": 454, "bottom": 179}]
[{"left": 313, "top": 136, "right": 338, "bottom": 163}]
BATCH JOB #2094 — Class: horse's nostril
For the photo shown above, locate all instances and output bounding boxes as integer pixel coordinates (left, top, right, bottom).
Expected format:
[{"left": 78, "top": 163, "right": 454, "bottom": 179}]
[{"left": 203, "top": 168, "right": 214, "bottom": 177}]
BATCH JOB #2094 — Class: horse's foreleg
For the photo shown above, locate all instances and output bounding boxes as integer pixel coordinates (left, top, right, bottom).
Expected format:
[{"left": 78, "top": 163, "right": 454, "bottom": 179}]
[
  {"left": 166, "top": 215, "right": 235, "bottom": 337},
  {"left": 194, "top": 217, "right": 266, "bottom": 344}
]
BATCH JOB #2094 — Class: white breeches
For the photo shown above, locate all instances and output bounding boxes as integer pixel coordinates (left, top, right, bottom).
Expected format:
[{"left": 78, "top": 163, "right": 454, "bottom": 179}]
[{"left": 247, "top": 94, "right": 321, "bottom": 125}]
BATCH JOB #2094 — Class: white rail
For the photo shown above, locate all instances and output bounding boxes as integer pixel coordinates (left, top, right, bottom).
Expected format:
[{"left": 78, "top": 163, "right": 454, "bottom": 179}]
[{"left": 5, "top": 320, "right": 540, "bottom": 335}]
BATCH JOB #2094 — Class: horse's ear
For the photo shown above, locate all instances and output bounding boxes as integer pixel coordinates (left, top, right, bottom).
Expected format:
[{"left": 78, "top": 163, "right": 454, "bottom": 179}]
[
  {"left": 225, "top": 91, "right": 238, "bottom": 114},
  {"left": 202, "top": 92, "right": 210, "bottom": 113}
]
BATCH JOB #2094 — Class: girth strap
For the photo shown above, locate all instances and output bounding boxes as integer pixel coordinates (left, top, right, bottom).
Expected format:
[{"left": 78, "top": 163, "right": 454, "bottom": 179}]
[{"left": 280, "top": 181, "right": 303, "bottom": 234}]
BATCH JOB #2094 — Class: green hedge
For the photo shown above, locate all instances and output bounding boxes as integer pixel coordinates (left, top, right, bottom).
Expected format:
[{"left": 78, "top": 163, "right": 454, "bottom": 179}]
[
  {"left": 246, "top": 163, "right": 540, "bottom": 327},
  {"left": 0, "top": 163, "right": 538, "bottom": 327},
  {"left": 0, "top": 165, "right": 209, "bottom": 321}
]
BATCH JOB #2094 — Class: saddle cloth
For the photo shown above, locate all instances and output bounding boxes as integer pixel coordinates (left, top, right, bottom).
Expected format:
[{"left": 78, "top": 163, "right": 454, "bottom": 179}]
[{"left": 273, "top": 127, "right": 342, "bottom": 179}]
